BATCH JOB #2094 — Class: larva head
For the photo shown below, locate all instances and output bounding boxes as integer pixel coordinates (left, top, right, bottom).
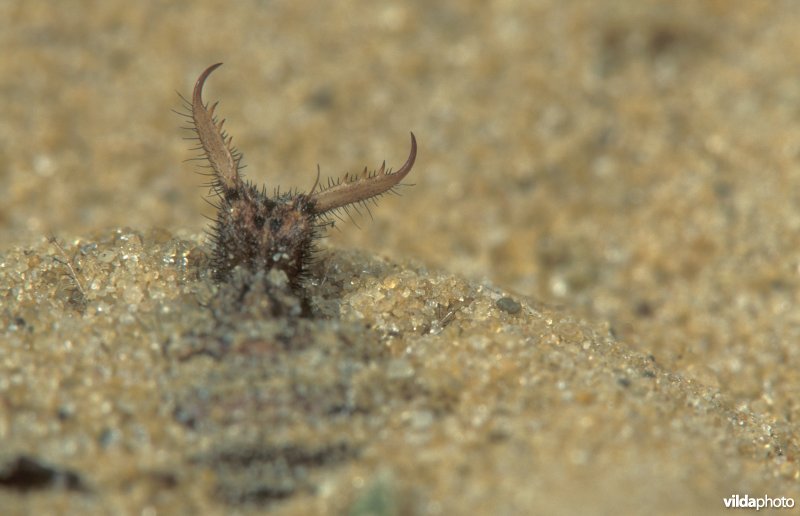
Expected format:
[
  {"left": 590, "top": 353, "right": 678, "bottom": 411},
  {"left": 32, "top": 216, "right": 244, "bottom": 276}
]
[
  {"left": 209, "top": 187, "right": 317, "bottom": 288},
  {"left": 184, "top": 63, "right": 417, "bottom": 292}
]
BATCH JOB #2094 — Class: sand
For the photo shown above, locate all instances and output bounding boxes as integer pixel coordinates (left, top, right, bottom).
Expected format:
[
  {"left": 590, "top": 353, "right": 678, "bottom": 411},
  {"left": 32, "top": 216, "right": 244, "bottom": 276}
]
[{"left": 1, "top": 1, "right": 799, "bottom": 514}]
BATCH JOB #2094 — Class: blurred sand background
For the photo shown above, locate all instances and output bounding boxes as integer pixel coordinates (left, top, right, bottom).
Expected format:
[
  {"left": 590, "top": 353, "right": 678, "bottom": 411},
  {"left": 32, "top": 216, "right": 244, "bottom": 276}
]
[{"left": 2, "top": 0, "right": 800, "bottom": 514}]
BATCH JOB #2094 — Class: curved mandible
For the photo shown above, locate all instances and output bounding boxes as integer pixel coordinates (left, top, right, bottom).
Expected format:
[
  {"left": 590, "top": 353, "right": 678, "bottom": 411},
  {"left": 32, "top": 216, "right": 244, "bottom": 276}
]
[{"left": 311, "top": 132, "right": 417, "bottom": 214}]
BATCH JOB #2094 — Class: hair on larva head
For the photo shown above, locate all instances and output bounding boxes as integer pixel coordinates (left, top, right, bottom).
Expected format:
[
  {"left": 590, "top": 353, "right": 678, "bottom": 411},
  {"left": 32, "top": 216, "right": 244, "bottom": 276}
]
[{"left": 178, "top": 63, "right": 416, "bottom": 290}]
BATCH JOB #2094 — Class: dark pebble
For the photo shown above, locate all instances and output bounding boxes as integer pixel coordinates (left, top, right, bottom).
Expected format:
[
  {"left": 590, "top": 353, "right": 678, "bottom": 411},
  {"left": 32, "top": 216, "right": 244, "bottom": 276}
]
[{"left": 495, "top": 297, "right": 521, "bottom": 314}]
